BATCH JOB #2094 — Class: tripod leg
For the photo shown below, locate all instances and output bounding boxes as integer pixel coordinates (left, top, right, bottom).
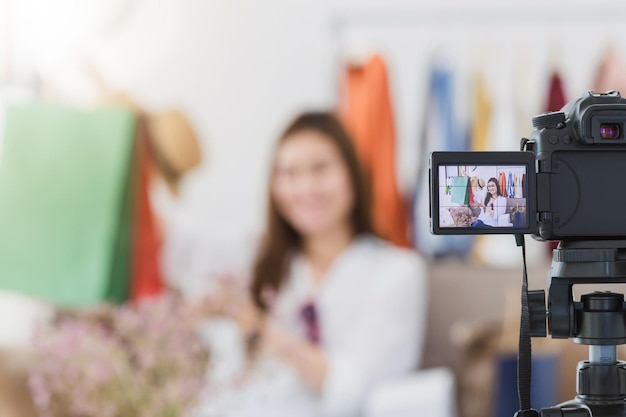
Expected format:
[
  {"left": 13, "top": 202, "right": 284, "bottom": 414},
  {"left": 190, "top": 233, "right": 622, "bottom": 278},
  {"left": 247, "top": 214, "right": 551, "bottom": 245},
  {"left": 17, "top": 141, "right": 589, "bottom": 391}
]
[{"left": 540, "top": 406, "right": 591, "bottom": 416}]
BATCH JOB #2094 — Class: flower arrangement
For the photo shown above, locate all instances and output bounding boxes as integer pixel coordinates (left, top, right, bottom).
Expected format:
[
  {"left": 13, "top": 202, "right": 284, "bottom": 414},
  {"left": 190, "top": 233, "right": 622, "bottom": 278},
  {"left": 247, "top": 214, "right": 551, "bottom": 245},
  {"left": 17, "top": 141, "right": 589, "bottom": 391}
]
[{"left": 28, "top": 293, "right": 209, "bottom": 417}]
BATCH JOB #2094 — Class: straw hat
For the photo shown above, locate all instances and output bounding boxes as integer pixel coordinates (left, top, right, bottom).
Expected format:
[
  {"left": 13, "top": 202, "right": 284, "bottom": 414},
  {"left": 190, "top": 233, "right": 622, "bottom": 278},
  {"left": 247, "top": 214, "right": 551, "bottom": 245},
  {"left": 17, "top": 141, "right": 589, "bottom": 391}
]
[
  {"left": 147, "top": 109, "right": 202, "bottom": 192},
  {"left": 87, "top": 66, "right": 202, "bottom": 193},
  {"left": 97, "top": 89, "right": 202, "bottom": 193}
]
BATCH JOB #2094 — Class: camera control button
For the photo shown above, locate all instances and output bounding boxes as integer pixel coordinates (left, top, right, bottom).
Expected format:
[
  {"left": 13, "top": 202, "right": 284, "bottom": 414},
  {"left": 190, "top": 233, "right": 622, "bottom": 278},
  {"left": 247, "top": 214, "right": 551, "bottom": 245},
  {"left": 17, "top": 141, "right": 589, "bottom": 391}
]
[
  {"left": 549, "top": 135, "right": 559, "bottom": 145},
  {"left": 563, "top": 135, "right": 572, "bottom": 144},
  {"left": 532, "top": 112, "right": 566, "bottom": 129}
]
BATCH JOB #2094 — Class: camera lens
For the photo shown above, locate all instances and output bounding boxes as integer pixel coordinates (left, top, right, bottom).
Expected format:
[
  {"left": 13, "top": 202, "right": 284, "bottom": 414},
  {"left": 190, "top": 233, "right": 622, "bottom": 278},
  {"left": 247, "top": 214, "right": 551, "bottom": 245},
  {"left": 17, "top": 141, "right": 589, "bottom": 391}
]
[{"left": 600, "top": 123, "right": 622, "bottom": 139}]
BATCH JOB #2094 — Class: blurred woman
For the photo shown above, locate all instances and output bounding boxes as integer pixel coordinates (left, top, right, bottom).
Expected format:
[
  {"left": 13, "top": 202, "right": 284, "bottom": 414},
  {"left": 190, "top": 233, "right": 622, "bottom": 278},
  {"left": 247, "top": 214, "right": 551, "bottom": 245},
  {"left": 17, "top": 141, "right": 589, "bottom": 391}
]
[{"left": 198, "top": 112, "right": 426, "bottom": 417}]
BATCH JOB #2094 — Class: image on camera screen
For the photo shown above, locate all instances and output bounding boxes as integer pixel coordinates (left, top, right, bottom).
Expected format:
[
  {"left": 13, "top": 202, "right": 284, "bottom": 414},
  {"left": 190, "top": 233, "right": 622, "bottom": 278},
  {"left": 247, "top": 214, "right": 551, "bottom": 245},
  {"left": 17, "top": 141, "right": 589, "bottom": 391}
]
[{"left": 438, "top": 165, "right": 527, "bottom": 229}]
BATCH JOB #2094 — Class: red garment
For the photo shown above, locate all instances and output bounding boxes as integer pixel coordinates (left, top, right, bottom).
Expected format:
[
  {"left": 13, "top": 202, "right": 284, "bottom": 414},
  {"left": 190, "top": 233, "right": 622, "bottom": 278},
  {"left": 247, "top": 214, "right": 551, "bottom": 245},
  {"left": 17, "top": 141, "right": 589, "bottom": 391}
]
[
  {"left": 545, "top": 72, "right": 567, "bottom": 112},
  {"left": 340, "top": 55, "right": 410, "bottom": 247},
  {"left": 131, "top": 120, "right": 164, "bottom": 300}
]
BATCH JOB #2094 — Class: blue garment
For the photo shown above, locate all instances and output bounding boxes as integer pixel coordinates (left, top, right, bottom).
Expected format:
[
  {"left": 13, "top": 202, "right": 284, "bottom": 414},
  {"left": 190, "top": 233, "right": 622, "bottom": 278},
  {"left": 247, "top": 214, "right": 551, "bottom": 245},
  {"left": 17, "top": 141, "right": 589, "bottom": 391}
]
[
  {"left": 494, "top": 354, "right": 558, "bottom": 417},
  {"left": 508, "top": 172, "right": 514, "bottom": 198},
  {"left": 472, "top": 219, "right": 492, "bottom": 228},
  {"left": 413, "top": 61, "right": 473, "bottom": 258}
]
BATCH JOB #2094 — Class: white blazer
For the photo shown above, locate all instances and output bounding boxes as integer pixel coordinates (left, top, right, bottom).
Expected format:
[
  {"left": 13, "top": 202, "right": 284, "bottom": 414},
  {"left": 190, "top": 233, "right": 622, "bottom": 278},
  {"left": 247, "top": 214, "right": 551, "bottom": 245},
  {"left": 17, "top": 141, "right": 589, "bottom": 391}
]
[{"left": 198, "top": 235, "right": 427, "bottom": 417}]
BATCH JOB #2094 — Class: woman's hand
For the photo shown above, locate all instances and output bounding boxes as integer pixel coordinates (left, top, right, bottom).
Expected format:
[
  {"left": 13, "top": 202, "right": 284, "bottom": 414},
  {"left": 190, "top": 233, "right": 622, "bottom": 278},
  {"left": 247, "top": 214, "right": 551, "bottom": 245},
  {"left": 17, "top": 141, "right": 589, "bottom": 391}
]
[
  {"left": 259, "top": 321, "right": 328, "bottom": 392},
  {"left": 192, "top": 274, "right": 263, "bottom": 336},
  {"left": 194, "top": 280, "right": 328, "bottom": 391}
]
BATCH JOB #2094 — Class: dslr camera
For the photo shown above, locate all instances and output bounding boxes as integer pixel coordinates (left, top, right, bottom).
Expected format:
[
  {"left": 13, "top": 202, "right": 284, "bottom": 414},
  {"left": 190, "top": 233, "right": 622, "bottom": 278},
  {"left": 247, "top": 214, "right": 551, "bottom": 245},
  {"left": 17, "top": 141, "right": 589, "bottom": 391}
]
[{"left": 430, "top": 90, "right": 626, "bottom": 240}]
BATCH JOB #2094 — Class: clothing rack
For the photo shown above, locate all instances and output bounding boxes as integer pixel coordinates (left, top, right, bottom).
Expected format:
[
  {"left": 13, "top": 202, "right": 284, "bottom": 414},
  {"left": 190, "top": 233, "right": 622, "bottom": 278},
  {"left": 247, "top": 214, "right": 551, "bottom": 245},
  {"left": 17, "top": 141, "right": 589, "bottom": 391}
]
[
  {"left": 331, "top": 5, "right": 626, "bottom": 34},
  {"left": 329, "top": 4, "right": 626, "bottom": 103}
]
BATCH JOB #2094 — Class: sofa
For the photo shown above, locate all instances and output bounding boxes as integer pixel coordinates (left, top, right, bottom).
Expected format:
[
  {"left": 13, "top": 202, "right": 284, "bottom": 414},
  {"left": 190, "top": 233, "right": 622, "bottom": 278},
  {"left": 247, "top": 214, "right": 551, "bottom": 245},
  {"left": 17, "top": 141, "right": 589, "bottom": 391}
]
[
  {"left": 445, "top": 197, "right": 527, "bottom": 228},
  {"left": 499, "top": 197, "right": 527, "bottom": 227}
]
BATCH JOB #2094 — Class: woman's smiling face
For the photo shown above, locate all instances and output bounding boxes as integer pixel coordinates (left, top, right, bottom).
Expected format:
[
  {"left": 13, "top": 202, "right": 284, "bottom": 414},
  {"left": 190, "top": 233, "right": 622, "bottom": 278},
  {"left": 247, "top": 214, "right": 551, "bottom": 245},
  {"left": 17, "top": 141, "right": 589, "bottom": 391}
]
[
  {"left": 272, "top": 129, "right": 354, "bottom": 238},
  {"left": 487, "top": 180, "right": 497, "bottom": 197}
]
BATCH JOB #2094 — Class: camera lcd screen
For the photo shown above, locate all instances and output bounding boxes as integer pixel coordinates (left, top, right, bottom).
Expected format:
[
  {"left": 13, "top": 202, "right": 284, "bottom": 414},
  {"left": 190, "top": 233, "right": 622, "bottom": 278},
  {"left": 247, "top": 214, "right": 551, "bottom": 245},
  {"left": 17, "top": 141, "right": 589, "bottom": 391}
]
[{"left": 430, "top": 152, "right": 536, "bottom": 235}]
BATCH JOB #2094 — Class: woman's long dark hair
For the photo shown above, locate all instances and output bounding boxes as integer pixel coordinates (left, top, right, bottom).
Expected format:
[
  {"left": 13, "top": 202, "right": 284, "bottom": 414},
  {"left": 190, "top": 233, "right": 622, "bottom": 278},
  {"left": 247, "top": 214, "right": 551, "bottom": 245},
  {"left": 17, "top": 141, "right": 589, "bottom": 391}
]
[
  {"left": 484, "top": 177, "right": 502, "bottom": 206},
  {"left": 250, "top": 112, "right": 375, "bottom": 311}
]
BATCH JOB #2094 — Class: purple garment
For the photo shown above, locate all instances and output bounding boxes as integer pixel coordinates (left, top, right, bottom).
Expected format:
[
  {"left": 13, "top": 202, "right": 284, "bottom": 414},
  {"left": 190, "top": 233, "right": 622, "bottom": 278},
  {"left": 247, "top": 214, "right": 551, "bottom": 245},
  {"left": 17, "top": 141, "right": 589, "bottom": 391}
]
[{"left": 300, "top": 302, "right": 320, "bottom": 344}]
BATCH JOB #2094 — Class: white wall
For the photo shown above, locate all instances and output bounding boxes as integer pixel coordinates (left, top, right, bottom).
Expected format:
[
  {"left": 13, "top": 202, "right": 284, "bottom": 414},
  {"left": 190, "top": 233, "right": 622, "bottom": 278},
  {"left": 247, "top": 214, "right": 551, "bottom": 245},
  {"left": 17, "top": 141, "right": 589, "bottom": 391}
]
[{"left": 3, "top": 0, "right": 626, "bottom": 242}]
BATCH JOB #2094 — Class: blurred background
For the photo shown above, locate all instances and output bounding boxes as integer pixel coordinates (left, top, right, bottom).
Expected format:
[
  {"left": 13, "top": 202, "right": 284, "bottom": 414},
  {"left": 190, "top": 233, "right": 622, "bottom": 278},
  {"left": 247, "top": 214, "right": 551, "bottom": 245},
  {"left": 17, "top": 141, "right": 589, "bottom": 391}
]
[
  {"left": 2, "top": 0, "right": 626, "bottom": 416},
  {"left": 3, "top": 0, "right": 626, "bottom": 240}
]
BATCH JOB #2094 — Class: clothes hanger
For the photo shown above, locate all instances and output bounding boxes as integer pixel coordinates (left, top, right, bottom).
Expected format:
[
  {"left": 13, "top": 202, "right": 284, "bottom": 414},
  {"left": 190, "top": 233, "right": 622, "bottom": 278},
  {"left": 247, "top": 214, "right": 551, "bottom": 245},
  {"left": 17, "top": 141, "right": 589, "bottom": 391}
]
[{"left": 342, "top": 37, "right": 374, "bottom": 68}]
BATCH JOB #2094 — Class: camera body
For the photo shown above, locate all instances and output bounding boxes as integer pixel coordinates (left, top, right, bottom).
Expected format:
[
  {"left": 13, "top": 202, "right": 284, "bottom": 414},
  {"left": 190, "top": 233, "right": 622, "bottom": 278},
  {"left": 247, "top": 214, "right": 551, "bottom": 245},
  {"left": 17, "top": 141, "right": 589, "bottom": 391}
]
[{"left": 430, "top": 90, "right": 626, "bottom": 240}]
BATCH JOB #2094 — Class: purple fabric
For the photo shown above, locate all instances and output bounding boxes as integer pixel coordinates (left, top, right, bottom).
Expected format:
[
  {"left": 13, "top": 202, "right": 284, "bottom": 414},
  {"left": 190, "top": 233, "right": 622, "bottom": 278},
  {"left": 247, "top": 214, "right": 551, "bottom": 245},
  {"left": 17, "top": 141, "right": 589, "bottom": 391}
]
[{"left": 300, "top": 302, "right": 320, "bottom": 344}]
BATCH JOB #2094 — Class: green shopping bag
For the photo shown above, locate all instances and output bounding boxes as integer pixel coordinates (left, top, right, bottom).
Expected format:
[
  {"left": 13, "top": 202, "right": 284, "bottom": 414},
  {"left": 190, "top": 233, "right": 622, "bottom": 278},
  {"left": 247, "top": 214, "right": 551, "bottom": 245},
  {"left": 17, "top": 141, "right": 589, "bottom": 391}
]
[
  {"left": 0, "top": 104, "right": 135, "bottom": 306},
  {"left": 450, "top": 176, "right": 469, "bottom": 205}
]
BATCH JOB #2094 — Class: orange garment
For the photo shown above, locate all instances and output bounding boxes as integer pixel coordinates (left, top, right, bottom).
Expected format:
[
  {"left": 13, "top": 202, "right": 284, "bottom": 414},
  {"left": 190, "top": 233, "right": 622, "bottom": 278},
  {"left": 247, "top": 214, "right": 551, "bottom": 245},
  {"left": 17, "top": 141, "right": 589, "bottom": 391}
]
[
  {"left": 499, "top": 171, "right": 507, "bottom": 197},
  {"left": 131, "top": 120, "right": 165, "bottom": 300},
  {"left": 340, "top": 55, "right": 410, "bottom": 247}
]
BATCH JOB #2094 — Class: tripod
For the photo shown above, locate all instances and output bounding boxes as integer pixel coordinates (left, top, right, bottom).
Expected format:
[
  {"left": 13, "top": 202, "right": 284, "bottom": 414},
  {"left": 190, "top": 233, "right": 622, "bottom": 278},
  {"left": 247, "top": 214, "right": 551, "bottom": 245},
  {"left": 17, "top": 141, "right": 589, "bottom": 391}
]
[{"left": 529, "top": 240, "right": 626, "bottom": 417}]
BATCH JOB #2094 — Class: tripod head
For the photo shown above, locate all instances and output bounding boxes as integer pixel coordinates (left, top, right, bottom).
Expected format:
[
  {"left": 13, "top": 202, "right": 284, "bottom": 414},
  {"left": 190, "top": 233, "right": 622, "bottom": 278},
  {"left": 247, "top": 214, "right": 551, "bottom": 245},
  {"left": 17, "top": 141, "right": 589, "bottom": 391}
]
[{"left": 529, "top": 240, "right": 626, "bottom": 417}]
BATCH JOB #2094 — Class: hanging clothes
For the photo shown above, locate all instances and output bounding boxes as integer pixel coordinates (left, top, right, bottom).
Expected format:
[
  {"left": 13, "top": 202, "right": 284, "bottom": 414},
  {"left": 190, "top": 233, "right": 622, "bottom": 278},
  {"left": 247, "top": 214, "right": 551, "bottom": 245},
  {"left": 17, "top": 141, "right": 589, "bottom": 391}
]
[
  {"left": 508, "top": 172, "right": 514, "bottom": 198},
  {"left": 545, "top": 71, "right": 567, "bottom": 112},
  {"left": 514, "top": 174, "right": 522, "bottom": 199},
  {"left": 413, "top": 59, "right": 473, "bottom": 258},
  {"left": 471, "top": 73, "right": 492, "bottom": 151},
  {"left": 593, "top": 45, "right": 626, "bottom": 95},
  {"left": 131, "top": 118, "right": 165, "bottom": 301},
  {"left": 340, "top": 54, "right": 410, "bottom": 247},
  {"left": 499, "top": 171, "right": 507, "bottom": 197}
]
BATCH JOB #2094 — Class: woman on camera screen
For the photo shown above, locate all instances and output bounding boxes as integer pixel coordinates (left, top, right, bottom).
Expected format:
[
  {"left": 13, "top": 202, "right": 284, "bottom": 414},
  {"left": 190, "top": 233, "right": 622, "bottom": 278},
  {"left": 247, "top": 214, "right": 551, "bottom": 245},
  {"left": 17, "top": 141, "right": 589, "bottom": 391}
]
[{"left": 471, "top": 177, "right": 507, "bottom": 227}]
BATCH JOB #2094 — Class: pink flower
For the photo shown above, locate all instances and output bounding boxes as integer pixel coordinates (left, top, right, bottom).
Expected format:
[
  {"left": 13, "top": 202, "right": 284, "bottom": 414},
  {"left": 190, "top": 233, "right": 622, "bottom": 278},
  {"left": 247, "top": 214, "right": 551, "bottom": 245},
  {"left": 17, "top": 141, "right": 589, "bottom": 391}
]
[{"left": 28, "top": 293, "right": 209, "bottom": 417}]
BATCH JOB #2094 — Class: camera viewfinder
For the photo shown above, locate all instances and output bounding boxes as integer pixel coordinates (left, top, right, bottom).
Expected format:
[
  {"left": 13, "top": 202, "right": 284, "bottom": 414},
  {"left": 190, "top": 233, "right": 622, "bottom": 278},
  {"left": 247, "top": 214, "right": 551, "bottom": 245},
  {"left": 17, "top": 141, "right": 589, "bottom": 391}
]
[{"left": 599, "top": 123, "right": 622, "bottom": 140}]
